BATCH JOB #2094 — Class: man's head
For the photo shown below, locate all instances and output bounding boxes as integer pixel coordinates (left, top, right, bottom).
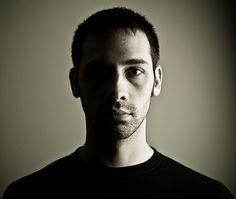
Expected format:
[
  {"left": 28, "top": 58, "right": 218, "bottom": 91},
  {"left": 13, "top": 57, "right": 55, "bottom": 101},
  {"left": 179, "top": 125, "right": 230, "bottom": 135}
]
[
  {"left": 71, "top": 7, "right": 160, "bottom": 71},
  {"left": 70, "top": 7, "right": 162, "bottom": 141}
]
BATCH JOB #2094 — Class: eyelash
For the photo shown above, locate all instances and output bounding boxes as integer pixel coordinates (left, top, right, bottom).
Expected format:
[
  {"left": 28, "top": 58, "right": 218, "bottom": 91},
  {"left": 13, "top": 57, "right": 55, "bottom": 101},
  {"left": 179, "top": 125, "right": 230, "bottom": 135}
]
[{"left": 126, "top": 67, "right": 144, "bottom": 77}]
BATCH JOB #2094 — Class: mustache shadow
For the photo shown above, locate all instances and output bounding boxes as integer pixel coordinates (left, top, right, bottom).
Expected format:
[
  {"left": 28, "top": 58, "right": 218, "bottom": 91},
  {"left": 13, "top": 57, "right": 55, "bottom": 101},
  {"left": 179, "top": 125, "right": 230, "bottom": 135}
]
[{"left": 98, "top": 101, "right": 136, "bottom": 115}]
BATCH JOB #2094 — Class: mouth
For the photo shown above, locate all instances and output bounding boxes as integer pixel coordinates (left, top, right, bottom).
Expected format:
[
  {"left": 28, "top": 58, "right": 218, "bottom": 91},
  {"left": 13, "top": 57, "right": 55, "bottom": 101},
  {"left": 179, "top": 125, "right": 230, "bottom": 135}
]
[{"left": 102, "top": 108, "right": 132, "bottom": 121}]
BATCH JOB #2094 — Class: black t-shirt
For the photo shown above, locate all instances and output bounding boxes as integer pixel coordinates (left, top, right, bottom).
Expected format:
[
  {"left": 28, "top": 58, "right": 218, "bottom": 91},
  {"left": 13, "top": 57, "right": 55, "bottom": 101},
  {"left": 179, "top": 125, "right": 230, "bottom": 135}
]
[{"left": 2, "top": 147, "right": 234, "bottom": 199}]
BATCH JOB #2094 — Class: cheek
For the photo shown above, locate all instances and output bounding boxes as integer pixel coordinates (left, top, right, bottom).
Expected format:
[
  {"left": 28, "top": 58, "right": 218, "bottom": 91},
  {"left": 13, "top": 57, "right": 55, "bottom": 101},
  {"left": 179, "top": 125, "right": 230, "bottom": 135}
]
[
  {"left": 80, "top": 86, "right": 105, "bottom": 113},
  {"left": 136, "top": 78, "right": 154, "bottom": 106},
  {"left": 135, "top": 78, "right": 154, "bottom": 100},
  {"left": 132, "top": 87, "right": 152, "bottom": 116},
  {"left": 79, "top": 86, "right": 97, "bottom": 114}
]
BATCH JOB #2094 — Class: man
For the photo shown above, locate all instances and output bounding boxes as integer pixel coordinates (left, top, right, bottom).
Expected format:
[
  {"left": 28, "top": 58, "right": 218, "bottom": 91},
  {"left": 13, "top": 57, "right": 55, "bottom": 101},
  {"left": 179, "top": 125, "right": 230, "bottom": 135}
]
[{"left": 2, "top": 7, "right": 234, "bottom": 199}]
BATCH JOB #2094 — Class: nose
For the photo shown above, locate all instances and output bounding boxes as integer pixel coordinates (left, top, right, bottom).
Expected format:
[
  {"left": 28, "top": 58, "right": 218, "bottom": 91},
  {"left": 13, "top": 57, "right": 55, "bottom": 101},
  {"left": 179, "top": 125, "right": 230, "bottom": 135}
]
[{"left": 106, "top": 71, "right": 128, "bottom": 102}]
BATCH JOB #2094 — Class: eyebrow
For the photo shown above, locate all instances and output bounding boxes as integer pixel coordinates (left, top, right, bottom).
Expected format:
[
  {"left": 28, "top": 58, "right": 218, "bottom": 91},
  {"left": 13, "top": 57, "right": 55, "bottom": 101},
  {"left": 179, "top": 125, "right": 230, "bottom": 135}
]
[
  {"left": 121, "top": 59, "right": 149, "bottom": 65},
  {"left": 84, "top": 58, "right": 148, "bottom": 69},
  {"left": 84, "top": 60, "right": 110, "bottom": 69}
]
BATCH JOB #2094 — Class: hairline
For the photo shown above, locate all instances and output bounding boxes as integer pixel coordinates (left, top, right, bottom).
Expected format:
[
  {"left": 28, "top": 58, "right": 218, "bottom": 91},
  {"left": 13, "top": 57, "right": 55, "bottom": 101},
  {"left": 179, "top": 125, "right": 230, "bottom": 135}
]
[{"left": 77, "top": 27, "right": 157, "bottom": 70}]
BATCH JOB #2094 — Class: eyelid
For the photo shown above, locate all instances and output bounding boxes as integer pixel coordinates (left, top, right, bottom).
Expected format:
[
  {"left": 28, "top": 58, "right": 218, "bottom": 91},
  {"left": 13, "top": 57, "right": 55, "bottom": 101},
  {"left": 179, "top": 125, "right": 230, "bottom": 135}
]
[
  {"left": 126, "top": 66, "right": 145, "bottom": 76},
  {"left": 129, "top": 66, "right": 145, "bottom": 72}
]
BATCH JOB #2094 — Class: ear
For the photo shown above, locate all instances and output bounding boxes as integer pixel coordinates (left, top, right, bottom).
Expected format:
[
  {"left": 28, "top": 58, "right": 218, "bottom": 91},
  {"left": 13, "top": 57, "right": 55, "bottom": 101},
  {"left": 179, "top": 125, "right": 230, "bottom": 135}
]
[
  {"left": 69, "top": 67, "right": 81, "bottom": 98},
  {"left": 152, "top": 65, "right": 163, "bottom": 96}
]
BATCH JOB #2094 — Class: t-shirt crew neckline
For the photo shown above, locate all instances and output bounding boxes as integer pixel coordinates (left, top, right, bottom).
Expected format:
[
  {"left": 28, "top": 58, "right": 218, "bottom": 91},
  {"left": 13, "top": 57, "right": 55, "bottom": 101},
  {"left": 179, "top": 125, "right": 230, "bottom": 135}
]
[{"left": 73, "top": 146, "right": 163, "bottom": 177}]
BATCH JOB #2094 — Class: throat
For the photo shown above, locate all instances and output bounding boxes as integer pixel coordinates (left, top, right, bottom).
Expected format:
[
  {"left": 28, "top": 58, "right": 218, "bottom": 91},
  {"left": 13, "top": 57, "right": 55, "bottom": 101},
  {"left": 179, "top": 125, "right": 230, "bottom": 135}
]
[
  {"left": 81, "top": 117, "right": 153, "bottom": 167},
  {"left": 104, "top": 144, "right": 154, "bottom": 167},
  {"left": 78, "top": 139, "right": 153, "bottom": 168}
]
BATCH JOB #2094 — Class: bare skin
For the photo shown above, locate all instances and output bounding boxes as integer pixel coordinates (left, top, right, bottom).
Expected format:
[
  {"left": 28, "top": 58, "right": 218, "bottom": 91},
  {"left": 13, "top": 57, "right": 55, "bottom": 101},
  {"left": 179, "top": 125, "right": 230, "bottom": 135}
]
[{"left": 70, "top": 29, "right": 162, "bottom": 167}]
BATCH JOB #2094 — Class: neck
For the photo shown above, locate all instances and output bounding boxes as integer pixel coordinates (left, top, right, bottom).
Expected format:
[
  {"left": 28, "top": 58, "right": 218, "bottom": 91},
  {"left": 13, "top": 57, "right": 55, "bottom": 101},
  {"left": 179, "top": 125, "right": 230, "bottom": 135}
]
[{"left": 79, "top": 118, "right": 153, "bottom": 167}]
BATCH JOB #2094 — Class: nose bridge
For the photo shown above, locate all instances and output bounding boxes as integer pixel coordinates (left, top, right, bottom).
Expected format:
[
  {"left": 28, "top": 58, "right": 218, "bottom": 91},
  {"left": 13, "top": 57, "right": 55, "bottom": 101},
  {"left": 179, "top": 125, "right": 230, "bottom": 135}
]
[{"left": 110, "top": 67, "right": 128, "bottom": 101}]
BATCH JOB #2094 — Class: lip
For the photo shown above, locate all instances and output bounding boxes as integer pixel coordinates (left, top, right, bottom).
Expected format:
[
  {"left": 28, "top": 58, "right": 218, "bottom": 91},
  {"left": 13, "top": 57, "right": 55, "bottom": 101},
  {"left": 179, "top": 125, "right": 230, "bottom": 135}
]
[
  {"left": 111, "top": 109, "right": 130, "bottom": 115},
  {"left": 102, "top": 109, "right": 131, "bottom": 121}
]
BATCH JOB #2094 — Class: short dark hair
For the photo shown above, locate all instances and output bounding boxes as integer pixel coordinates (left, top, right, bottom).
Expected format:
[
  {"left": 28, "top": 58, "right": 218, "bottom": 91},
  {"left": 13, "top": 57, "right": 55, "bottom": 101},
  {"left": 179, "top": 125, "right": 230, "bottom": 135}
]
[{"left": 71, "top": 7, "right": 159, "bottom": 69}]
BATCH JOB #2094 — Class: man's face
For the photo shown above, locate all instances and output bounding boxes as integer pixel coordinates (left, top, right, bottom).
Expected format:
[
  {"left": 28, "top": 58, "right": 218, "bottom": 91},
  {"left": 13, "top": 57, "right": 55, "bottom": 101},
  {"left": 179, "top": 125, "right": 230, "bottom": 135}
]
[{"left": 77, "top": 29, "right": 157, "bottom": 141}]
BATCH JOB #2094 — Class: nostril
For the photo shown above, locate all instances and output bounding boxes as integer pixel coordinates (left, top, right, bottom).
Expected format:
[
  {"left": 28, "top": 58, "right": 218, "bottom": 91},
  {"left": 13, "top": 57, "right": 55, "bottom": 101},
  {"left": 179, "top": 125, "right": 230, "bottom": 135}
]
[{"left": 120, "top": 96, "right": 126, "bottom": 101}]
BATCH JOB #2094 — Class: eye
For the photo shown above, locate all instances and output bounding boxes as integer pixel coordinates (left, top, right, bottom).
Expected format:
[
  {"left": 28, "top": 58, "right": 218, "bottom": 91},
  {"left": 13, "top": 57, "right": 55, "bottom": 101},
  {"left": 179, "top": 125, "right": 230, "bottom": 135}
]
[
  {"left": 126, "top": 67, "right": 144, "bottom": 77},
  {"left": 84, "top": 63, "right": 112, "bottom": 80}
]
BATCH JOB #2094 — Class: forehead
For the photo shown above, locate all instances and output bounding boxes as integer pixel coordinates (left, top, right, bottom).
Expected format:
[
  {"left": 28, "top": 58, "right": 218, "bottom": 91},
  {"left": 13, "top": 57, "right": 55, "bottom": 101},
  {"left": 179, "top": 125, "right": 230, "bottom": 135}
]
[{"left": 80, "top": 29, "right": 152, "bottom": 67}]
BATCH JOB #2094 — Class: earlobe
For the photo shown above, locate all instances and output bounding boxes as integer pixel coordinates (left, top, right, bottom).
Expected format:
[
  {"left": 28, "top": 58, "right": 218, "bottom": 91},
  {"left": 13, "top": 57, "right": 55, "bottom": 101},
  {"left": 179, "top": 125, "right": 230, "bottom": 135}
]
[
  {"left": 153, "top": 65, "right": 163, "bottom": 96},
  {"left": 69, "top": 67, "right": 81, "bottom": 98}
]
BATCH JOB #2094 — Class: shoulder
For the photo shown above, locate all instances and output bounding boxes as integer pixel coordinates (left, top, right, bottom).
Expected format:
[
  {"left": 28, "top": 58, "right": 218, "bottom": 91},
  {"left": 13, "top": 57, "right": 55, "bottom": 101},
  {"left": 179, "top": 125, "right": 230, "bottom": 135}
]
[
  {"left": 158, "top": 153, "right": 217, "bottom": 183},
  {"left": 2, "top": 150, "right": 80, "bottom": 198},
  {"left": 153, "top": 151, "right": 234, "bottom": 198}
]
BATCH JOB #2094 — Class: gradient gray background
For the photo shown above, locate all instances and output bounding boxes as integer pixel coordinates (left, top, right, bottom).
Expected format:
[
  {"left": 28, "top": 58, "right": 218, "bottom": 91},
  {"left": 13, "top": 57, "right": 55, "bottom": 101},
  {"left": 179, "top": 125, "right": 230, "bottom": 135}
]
[{"left": 0, "top": 0, "right": 235, "bottom": 197}]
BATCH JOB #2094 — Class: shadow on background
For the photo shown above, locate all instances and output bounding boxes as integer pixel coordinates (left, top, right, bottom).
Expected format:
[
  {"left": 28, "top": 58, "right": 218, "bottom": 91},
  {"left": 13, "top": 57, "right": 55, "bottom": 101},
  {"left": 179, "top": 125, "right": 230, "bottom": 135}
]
[{"left": 0, "top": 0, "right": 235, "bottom": 197}]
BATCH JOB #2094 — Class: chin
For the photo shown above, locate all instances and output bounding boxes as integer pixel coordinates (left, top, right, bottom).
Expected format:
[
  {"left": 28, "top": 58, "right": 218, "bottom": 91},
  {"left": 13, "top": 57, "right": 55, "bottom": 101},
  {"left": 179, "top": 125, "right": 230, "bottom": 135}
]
[
  {"left": 101, "top": 124, "right": 136, "bottom": 141},
  {"left": 95, "top": 117, "right": 142, "bottom": 141}
]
